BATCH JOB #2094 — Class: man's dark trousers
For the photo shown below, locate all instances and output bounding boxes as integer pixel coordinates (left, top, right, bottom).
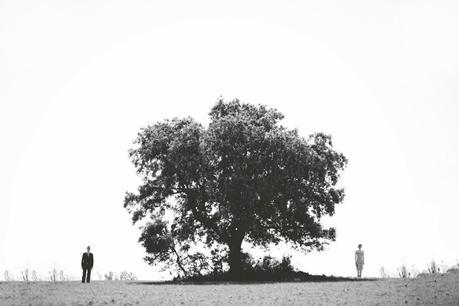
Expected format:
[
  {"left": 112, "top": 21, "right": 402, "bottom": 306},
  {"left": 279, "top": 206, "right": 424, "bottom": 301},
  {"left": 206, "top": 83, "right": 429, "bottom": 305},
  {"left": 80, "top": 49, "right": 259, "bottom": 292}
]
[{"left": 82, "top": 268, "right": 91, "bottom": 283}]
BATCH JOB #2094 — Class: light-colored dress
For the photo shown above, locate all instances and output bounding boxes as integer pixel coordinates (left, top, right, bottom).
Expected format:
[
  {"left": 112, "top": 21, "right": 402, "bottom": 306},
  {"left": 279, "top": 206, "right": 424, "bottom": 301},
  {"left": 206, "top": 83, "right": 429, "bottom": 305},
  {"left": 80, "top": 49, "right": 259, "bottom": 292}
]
[{"left": 355, "top": 250, "right": 364, "bottom": 269}]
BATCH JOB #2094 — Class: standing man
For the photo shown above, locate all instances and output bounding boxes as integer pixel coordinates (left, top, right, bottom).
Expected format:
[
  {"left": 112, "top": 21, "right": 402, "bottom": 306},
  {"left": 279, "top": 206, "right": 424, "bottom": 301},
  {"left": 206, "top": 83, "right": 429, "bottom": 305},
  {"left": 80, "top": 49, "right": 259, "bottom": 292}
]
[{"left": 81, "top": 246, "right": 94, "bottom": 283}]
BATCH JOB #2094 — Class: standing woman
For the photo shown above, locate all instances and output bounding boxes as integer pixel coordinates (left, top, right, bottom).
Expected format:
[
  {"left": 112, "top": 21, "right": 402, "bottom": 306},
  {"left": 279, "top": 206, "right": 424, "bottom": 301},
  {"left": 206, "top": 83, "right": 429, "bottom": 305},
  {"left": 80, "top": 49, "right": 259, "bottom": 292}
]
[{"left": 355, "top": 244, "right": 364, "bottom": 278}]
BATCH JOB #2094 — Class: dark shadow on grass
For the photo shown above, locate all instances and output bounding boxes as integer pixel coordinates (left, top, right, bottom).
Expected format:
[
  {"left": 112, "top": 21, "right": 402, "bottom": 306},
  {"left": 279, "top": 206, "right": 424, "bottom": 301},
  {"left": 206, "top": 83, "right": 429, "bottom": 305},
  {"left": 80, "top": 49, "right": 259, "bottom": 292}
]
[{"left": 130, "top": 271, "right": 377, "bottom": 285}]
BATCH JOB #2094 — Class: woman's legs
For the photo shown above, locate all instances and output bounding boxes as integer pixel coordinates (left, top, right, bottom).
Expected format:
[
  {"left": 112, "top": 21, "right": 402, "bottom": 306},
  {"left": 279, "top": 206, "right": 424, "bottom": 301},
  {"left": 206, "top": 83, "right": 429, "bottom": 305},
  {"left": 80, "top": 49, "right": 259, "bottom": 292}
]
[{"left": 356, "top": 265, "right": 363, "bottom": 278}]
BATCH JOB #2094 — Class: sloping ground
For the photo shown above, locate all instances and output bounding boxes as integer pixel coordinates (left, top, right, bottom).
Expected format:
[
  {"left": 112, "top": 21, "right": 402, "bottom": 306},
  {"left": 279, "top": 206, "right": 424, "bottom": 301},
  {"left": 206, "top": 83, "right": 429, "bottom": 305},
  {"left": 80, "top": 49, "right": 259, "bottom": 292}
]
[{"left": 0, "top": 273, "right": 458, "bottom": 305}]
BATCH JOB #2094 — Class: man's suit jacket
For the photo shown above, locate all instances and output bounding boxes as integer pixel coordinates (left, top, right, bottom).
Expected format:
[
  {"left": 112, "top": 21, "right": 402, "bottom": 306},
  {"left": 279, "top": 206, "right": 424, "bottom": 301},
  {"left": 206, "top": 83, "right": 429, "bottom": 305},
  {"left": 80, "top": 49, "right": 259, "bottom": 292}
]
[{"left": 81, "top": 252, "right": 94, "bottom": 269}]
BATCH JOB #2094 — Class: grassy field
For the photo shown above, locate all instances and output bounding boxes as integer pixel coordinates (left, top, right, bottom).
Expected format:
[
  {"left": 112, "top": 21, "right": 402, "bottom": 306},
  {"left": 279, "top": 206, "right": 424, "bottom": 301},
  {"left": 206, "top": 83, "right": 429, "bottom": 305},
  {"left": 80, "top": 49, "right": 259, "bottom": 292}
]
[{"left": 1, "top": 273, "right": 458, "bottom": 305}]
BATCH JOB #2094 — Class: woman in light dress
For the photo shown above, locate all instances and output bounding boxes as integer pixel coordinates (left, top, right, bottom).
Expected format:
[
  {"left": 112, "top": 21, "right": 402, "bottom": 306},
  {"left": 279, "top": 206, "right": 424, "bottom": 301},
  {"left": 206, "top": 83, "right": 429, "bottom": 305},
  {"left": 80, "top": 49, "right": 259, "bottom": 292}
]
[{"left": 355, "top": 244, "right": 364, "bottom": 278}]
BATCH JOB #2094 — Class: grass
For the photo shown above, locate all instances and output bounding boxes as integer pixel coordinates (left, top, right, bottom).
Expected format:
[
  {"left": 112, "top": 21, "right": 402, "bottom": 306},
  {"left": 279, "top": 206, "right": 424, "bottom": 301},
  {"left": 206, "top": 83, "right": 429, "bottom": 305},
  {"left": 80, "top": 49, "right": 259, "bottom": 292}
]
[
  {"left": 2, "top": 261, "right": 458, "bottom": 304},
  {"left": 1, "top": 275, "right": 458, "bottom": 305}
]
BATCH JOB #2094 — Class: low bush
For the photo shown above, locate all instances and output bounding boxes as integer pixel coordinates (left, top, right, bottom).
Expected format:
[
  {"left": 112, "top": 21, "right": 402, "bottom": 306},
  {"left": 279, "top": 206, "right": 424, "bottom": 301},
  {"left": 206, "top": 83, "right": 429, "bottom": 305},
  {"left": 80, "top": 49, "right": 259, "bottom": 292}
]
[{"left": 173, "top": 253, "right": 358, "bottom": 283}]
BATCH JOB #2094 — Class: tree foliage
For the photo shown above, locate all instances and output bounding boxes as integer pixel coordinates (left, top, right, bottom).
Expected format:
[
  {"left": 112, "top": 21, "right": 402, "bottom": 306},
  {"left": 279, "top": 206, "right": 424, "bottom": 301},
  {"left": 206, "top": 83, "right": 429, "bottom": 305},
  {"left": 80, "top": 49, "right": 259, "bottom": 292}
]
[{"left": 124, "top": 98, "right": 347, "bottom": 278}]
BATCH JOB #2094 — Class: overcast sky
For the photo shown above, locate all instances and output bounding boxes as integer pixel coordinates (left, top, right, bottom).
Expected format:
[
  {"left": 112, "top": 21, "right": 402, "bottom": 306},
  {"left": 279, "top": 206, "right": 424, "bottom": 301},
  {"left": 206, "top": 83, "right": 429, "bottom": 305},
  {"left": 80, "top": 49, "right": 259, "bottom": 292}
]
[{"left": 1, "top": 0, "right": 458, "bottom": 280}]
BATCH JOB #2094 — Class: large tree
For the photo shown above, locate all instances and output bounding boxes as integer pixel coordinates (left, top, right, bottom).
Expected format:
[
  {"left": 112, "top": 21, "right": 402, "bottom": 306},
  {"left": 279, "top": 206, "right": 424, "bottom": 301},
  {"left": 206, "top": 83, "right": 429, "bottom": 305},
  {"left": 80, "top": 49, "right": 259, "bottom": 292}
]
[{"left": 124, "top": 99, "right": 347, "bottom": 278}]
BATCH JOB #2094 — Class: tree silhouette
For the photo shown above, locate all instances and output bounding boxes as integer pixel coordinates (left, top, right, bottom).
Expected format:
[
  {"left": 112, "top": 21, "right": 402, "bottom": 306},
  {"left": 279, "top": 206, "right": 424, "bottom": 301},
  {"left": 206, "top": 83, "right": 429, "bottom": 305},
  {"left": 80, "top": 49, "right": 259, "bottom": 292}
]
[{"left": 124, "top": 98, "right": 347, "bottom": 278}]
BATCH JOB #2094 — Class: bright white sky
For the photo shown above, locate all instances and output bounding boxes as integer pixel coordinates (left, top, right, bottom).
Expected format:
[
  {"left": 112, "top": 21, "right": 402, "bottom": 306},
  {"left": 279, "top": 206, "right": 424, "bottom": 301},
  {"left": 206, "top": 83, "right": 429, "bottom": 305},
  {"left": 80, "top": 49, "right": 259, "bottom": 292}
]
[{"left": 1, "top": 1, "right": 459, "bottom": 280}]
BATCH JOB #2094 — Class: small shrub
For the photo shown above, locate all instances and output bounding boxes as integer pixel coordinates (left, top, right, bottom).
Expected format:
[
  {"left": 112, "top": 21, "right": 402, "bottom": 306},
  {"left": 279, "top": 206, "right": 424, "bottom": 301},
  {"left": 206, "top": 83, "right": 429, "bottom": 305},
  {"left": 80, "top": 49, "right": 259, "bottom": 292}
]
[
  {"left": 104, "top": 271, "right": 115, "bottom": 281},
  {"left": 379, "top": 267, "right": 389, "bottom": 278},
  {"left": 210, "top": 248, "right": 225, "bottom": 274},
  {"left": 4, "top": 270, "right": 13, "bottom": 281},
  {"left": 427, "top": 261, "right": 439, "bottom": 274},
  {"left": 58, "top": 270, "right": 67, "bottom": 281},
  {"left": 242, "top": 254, "right": 296, "bottom": 280},
  {"left": 119, "top": 271, "right": 138, "bottom": 281},
  {"left": 446, "top": 265, "right": 459, "bottom": 273},
  {"left": 240, "top": 252, "right": 256, "bottom": 272},
  {"left": 21, "top": 268, "right": 30, "bottom": 282},
  {"left": 187, "top": 252, "right": 210, "bottom": 276},
  {"left": 31, "top": 270, "right": 40, "bottom": 281},
  {"left": 398, "top": 264, "right": 408, "bottom": 278},
  {"left": 48, "top": 269, "right": 58, "bottom": 282},
  {"left": 409, "top": 265, "right": 419, "bottom": 278}
]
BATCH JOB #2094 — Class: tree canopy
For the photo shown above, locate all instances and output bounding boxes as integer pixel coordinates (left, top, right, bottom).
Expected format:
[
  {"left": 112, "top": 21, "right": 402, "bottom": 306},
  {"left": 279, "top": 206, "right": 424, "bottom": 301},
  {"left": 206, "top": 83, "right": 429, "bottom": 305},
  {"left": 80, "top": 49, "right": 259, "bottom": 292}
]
[{"left": 124, "top": 98, "right": 347, "bottom": 278}]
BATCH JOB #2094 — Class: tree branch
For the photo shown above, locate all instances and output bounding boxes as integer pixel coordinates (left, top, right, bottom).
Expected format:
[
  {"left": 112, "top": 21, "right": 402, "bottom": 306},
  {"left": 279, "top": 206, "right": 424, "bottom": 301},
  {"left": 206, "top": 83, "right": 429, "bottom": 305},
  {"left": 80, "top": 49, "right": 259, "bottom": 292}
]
[{"left": 171, "top": 247, "right": 188, "bottom": 277}]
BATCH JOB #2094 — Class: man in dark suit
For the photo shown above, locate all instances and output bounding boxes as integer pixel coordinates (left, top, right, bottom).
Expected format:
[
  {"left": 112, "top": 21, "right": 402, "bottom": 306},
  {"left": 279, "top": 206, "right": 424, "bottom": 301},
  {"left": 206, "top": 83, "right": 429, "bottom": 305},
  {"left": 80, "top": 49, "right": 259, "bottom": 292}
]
[{"left": 81, "top": 246, "right": 94, "bottom": 283}]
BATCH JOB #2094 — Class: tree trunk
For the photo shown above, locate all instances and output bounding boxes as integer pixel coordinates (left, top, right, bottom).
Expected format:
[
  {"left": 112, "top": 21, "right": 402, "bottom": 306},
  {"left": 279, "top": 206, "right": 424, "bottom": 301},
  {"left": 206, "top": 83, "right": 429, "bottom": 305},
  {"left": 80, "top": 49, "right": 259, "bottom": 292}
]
[{"left": 228, "top": 236, "right": 244, "bottom": 280}]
